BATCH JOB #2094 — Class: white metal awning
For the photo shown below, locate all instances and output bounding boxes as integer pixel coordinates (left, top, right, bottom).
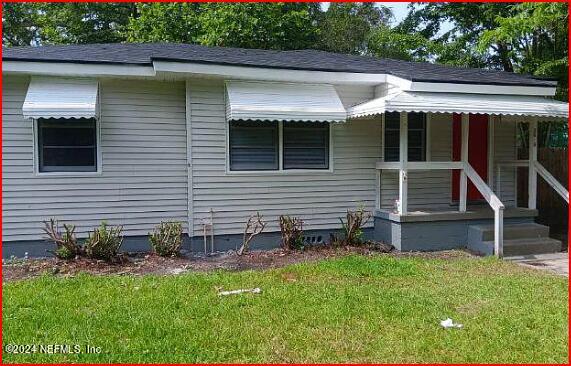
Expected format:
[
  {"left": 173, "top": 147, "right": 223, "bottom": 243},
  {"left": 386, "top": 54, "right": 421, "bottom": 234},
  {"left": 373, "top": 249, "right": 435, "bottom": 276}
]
[
  {"left": 225, "top": 80, "right": 346, "bottom": 123},
  {"left": 347, "top": 90, "right": 568, "bottom": 120},
  {"left": 22, "top": 76, "right": 99, "bottom": 119}
]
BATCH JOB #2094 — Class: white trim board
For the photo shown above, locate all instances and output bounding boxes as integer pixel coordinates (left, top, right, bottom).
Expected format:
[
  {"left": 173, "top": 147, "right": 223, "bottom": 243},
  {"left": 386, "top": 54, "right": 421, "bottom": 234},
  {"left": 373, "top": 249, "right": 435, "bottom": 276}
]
[
  {"left": 3, "top": 61, "right": 156, "bottom": 77},
  {"left": 4, "top": 59, "right": 556, "bottom": 96},
  {"left": 155, "top": 61, "right": 387, "bottom": 85}
]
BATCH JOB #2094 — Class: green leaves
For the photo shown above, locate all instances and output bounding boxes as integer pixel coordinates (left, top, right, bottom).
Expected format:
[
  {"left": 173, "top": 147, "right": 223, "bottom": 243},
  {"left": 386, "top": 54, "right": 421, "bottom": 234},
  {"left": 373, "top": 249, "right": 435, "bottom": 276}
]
[{"left": 477, "top": 3, "right": 568, "bottom": 100}]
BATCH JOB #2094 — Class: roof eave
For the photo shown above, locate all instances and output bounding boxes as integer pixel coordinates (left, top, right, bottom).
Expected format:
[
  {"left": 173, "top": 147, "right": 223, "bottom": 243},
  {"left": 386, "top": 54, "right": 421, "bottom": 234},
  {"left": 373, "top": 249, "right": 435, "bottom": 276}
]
[{"left": 1, "top": 58, "right": 558, "bottom": 96}]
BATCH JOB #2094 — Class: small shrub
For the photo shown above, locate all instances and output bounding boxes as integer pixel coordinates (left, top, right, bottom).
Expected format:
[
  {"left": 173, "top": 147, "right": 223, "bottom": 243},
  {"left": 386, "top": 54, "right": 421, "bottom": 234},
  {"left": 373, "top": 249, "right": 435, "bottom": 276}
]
[
  {"left": 279, "top": 215, "right": 304, "bottom": 251},
  {"left": 238, "top": 212, "right": 266, "bottom": 256},
  {"left": 42, "top": 218, "right": 82, "bottom": 260},
  {"left": 338, "top": 207, "right": 372, "bottom": 246},
  {"left": 84, "top": 222, "right": 123, "bottom": 260},
  {"left": 149, "top": 221, "right": 183, "bottom": 257}
]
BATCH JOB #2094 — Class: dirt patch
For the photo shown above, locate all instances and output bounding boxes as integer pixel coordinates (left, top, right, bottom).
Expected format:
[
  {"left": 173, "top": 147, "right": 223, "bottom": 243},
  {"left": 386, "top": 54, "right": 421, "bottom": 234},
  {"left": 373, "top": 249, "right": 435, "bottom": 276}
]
[{"left": 2, "top": 247, "right": 472, "bottom": 283}]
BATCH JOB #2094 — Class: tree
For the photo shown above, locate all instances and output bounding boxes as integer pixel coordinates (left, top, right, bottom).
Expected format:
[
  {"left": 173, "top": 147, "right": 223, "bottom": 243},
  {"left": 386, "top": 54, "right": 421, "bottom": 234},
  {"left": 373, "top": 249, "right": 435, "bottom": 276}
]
[
  {"left": 367, "top": 25, "right": 432, "bottom": 61},
  {"left": 2, "top": 2, "right": 135, "bottom": 45},
  {"left": 2, "top": 3, "right": 39, "bottom": 46},
  {"left": 196, "top": 3, "right": 321, "bottom": 50},
  {"left": 394, "top": 3, "right": 519, "bottom": 70},
  {"left": 317, "top": 2, "right": 391, "bottom": 54},
  {"left": 126, "top": 2, "right": 321, "bottom": 50},
  {"left": 126, "top": 2, "right": 203, "bottom": 43},
  {"left": 37, "top": 3, "right": 135, "bottom": 44},
  {"left": 478, "top": 2, "right": 568, "bottom": 100}
]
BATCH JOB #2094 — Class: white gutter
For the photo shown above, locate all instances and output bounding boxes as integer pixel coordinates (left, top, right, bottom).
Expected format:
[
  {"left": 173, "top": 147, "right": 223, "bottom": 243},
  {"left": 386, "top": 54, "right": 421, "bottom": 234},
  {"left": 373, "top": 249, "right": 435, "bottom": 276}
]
[
  {"left": 408, "top": 81, "right": 556, "bottom": 97},
  {"left": 3, "top": 61, "right": 156, "bottom": 77},
  {"left": 152, "top": 60, "right": 387, "bottom": 85}
]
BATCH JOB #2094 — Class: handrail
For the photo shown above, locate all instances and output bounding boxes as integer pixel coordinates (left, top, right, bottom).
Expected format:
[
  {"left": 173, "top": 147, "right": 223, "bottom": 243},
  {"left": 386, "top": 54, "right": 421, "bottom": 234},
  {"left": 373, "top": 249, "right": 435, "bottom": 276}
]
[
  {"left": 464, "top": 162, "right": 505, "bottom": 257},
  {"left": 376, "top": 161, "right": 464, "bottom": 170},
  {"left": 464, "top": 164, "right": 505, "bottom": 211},
  {"left": 376, "top": 159, "right": 507, "bottom": 257},
  {"left": 534, "top": 161, "right": 569, "bottom": 203},
  {"left": 495, "top": 159, "right": 569, "bottom": 204}
]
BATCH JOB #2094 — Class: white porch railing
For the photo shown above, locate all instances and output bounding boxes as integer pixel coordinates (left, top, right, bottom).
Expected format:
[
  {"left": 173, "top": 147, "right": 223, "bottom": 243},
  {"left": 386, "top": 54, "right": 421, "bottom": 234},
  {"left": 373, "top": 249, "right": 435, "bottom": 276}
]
[
  {"left": 496, "top": 160, "right": 569, "bottom": 204},
  {"left": 376, "top": 160, "right": 505, "bottom": 257},
  {"left": 376, "top": 113, "right": 508, "bottom": 256},
  {"left": 376, "top": 114, "right": 567, "bottom": 258},
  {"left": 534, "top": 161, "right": 569, "bottom": 203},
  {"left": 463, "top": 162, "right": 505, "bottom": 257}
]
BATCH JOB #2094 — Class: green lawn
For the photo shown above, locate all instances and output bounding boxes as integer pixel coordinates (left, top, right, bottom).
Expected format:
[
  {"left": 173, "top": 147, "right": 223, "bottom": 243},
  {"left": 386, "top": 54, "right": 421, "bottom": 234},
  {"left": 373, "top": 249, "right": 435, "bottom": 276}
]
[{"left": 2, "top": 255, "right": 568, "bottom": 363}]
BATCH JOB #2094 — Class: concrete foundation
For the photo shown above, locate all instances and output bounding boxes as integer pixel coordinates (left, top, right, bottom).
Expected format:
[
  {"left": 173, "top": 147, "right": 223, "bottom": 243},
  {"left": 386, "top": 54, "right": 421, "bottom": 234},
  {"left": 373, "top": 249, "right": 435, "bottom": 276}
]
[{"left": 374, "top": 207, "right": 537, "bottom": 251}]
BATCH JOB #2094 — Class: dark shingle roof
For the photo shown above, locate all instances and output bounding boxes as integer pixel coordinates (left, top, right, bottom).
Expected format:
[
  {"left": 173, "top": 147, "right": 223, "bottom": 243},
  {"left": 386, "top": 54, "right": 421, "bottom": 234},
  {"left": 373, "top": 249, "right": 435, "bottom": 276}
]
[{"left": 2, "top": 43, "right": 557, "bottom": 87}]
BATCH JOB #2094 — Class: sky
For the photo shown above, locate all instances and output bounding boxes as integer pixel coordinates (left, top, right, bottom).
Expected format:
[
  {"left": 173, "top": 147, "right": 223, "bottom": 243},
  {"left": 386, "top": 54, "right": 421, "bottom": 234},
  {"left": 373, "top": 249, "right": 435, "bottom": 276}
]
[
  {"left": 379, "top": 2, "right": 454, "bottom": 34},
  {"left": 378, "top": 2, "right": 411, "bottom": 25}
]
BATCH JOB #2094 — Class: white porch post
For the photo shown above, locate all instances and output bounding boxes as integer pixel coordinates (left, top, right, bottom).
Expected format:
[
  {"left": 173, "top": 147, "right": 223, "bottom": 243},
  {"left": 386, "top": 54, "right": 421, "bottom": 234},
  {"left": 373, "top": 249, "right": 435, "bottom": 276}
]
[
  {"left": 459, "top": 114, "right": 469, "bottom": 212},
  {"left": 495, "top": 206, "right": 504, "bottom": 258},
  {"left": 398, "top": 112, "right": 408, "bottom": 215},
  {"left": 528, "top": 119, "right": 538, "bottom": 209}
]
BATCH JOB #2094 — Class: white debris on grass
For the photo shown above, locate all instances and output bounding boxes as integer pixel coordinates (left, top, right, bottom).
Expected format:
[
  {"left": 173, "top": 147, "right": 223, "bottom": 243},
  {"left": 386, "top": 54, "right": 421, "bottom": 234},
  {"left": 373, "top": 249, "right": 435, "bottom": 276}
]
[
  {"left": 440, "top": 318, "right": 463, "bottom": 328},
  {"left": 218, "top": 287, "right": 262, "bottom": 296}
]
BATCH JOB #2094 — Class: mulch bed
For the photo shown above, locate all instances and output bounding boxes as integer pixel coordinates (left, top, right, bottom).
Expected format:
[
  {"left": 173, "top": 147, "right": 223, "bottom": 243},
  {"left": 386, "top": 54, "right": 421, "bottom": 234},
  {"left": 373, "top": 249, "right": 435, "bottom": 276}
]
[{"left": 2, "top": 246, "right": 473, "bottom": 283}]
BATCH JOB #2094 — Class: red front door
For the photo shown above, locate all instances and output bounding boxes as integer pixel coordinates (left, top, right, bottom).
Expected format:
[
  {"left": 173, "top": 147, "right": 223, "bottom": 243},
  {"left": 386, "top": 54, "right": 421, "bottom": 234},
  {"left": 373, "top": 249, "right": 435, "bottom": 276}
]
[{"left": 452, "top": 114, "right": 489, "bottom": 201}]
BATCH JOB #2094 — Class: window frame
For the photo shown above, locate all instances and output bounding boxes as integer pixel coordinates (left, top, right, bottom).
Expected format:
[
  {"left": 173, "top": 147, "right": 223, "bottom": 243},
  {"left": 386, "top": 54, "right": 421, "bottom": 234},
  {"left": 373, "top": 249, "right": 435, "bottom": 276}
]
[
  {"left": 382, "top": 112, "right": 431, "bottom": 163},
  {"left": 33, "top": 117, "right": 102, "bottom": 176},
  {"left": 282, "top": 121, "right": 330, "bottom": 170},
  {"left": 228, "top": 120, "right": 280, "bottom": 172},
  {"left": 226, "top": 120, "right": 334, "bottom": 175}
]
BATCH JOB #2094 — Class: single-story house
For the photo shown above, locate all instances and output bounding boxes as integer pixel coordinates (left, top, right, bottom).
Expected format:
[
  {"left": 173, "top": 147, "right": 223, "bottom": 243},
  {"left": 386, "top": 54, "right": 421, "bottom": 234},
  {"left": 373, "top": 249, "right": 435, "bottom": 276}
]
[{"left": 2, "top": 43, "right": 568, "bottom": 258}]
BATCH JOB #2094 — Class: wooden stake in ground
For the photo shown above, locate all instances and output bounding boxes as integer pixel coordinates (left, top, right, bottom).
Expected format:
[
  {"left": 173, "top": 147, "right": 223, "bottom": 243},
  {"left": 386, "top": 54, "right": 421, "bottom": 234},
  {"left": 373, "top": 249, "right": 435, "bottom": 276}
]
[{"left": 238, "top": 212, "right": 266, "bottom": 256}]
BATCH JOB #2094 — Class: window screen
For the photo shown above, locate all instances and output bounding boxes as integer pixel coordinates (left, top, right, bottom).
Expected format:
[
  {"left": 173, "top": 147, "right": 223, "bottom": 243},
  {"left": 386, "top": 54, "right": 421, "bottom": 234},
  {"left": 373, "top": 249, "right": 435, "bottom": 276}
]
[
  {"left": 384, "top": 112, "right": 427, "bottom": 162},
  {"left": 283, "top": 122, "right": 329, "bottom": 170},
  {"left": 229, "top": 121, "right": 279, "bottom": 171},
  {"left": 38, "top": 118, "right": 97, "bottom": 172}
]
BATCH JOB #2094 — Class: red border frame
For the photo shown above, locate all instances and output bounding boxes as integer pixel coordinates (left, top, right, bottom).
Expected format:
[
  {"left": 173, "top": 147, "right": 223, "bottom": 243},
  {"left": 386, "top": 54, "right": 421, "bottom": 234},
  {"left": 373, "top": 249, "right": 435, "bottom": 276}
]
[{"left": 0, "top": 1, "right": 568, "bottom": 365}]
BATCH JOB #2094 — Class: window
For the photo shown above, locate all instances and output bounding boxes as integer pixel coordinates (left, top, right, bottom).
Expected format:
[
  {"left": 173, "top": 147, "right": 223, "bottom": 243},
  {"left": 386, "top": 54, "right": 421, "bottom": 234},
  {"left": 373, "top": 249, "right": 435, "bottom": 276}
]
[
  {"left": 37, "top": 118, "right": 98, "bottom": 173},
  {"left": 229, "top": 121, "right": 279, "bottom": 171},
  {"left": 384, "top": 112, "right": 427, "bottom": 162},
  {"left": 228, "top": 121, "right": 331, "bottom": 171},
  {"left": 283, "top": 122, "right": 329, "bottom": 170}
]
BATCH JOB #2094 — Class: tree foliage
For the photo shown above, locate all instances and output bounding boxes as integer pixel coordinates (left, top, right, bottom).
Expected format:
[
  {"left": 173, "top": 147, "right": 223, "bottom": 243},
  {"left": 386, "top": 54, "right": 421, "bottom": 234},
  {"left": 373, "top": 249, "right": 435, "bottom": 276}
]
[
  {"left": 2, "top": 2, "right": 136, "bottom": 45},
  {"left": 196, "top": 3, "right": 321, "bottom": 50},
  {"left": 126, "top": 2, "right": 202, "bottom": 43},
  {"left": 317, "top": 2, "right": 391, "bottom": 54},
  {"left": 2, "top": 3, "right": 39, "bottom": 47},
  {"left": 478, "top": 2, "right": 568, "bottom": 99}
]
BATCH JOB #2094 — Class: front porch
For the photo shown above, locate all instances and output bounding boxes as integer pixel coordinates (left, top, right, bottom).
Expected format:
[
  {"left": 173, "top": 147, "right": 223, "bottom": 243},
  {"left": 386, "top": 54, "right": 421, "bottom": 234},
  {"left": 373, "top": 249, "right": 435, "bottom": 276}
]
[
  {"left": 373, "top": 205, "right": 561, "bottom": 255},
  {"left": 345, "top": 92, "right": 568, "bottom": 257}
]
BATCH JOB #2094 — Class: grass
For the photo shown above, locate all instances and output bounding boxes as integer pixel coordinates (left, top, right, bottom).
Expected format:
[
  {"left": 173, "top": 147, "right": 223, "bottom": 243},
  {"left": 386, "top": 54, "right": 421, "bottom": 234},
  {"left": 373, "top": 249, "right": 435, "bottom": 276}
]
[{"left": 2, "top": 254, "right": 568, "bottom": 363}]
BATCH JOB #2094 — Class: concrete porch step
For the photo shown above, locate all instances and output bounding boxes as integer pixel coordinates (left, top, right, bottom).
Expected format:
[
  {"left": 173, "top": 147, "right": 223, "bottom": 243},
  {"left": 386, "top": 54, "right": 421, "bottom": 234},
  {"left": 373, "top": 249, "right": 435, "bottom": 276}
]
[
  {"left": 467, "top": 222, "right": 562, "bottom": 256},
  {"left": 482, "top": 237, "right": 563, "bottom": 257},
  {"left": 468, "top": 223, "right": 550, "bottom": 242}
]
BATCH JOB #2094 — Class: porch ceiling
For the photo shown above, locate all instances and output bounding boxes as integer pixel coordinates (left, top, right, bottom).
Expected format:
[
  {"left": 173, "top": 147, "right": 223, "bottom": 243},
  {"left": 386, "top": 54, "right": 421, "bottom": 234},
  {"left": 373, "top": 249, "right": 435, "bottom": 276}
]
[{"left": 347, "top": 90, "right": 568, "bottom": 120}]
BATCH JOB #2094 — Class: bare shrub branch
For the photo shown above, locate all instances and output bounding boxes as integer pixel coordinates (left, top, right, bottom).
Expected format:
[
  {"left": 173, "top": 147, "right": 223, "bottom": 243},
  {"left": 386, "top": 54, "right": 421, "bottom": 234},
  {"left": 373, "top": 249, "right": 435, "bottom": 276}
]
[
  {"left": 238, "top": 212, "right": 266, "bottom": 256},
  {"left": 42, "top": 218, "right": 81, "bottom": 259}
]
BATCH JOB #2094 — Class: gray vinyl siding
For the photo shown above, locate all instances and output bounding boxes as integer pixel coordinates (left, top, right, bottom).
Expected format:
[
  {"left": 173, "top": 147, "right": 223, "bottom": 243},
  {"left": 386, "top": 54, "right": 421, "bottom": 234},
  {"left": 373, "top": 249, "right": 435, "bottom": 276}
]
[
  {"left": 3, "top": 74, "right": 521, "bottom": 243},
  {"left": 189, "top": 80, "right": 381, "bottom": 235},
  {"left": 2, "top": 76, "right": 188, "bottom": 242},
  {"left": 493, "top": 117, "right": 517, "bottom": 206}
]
